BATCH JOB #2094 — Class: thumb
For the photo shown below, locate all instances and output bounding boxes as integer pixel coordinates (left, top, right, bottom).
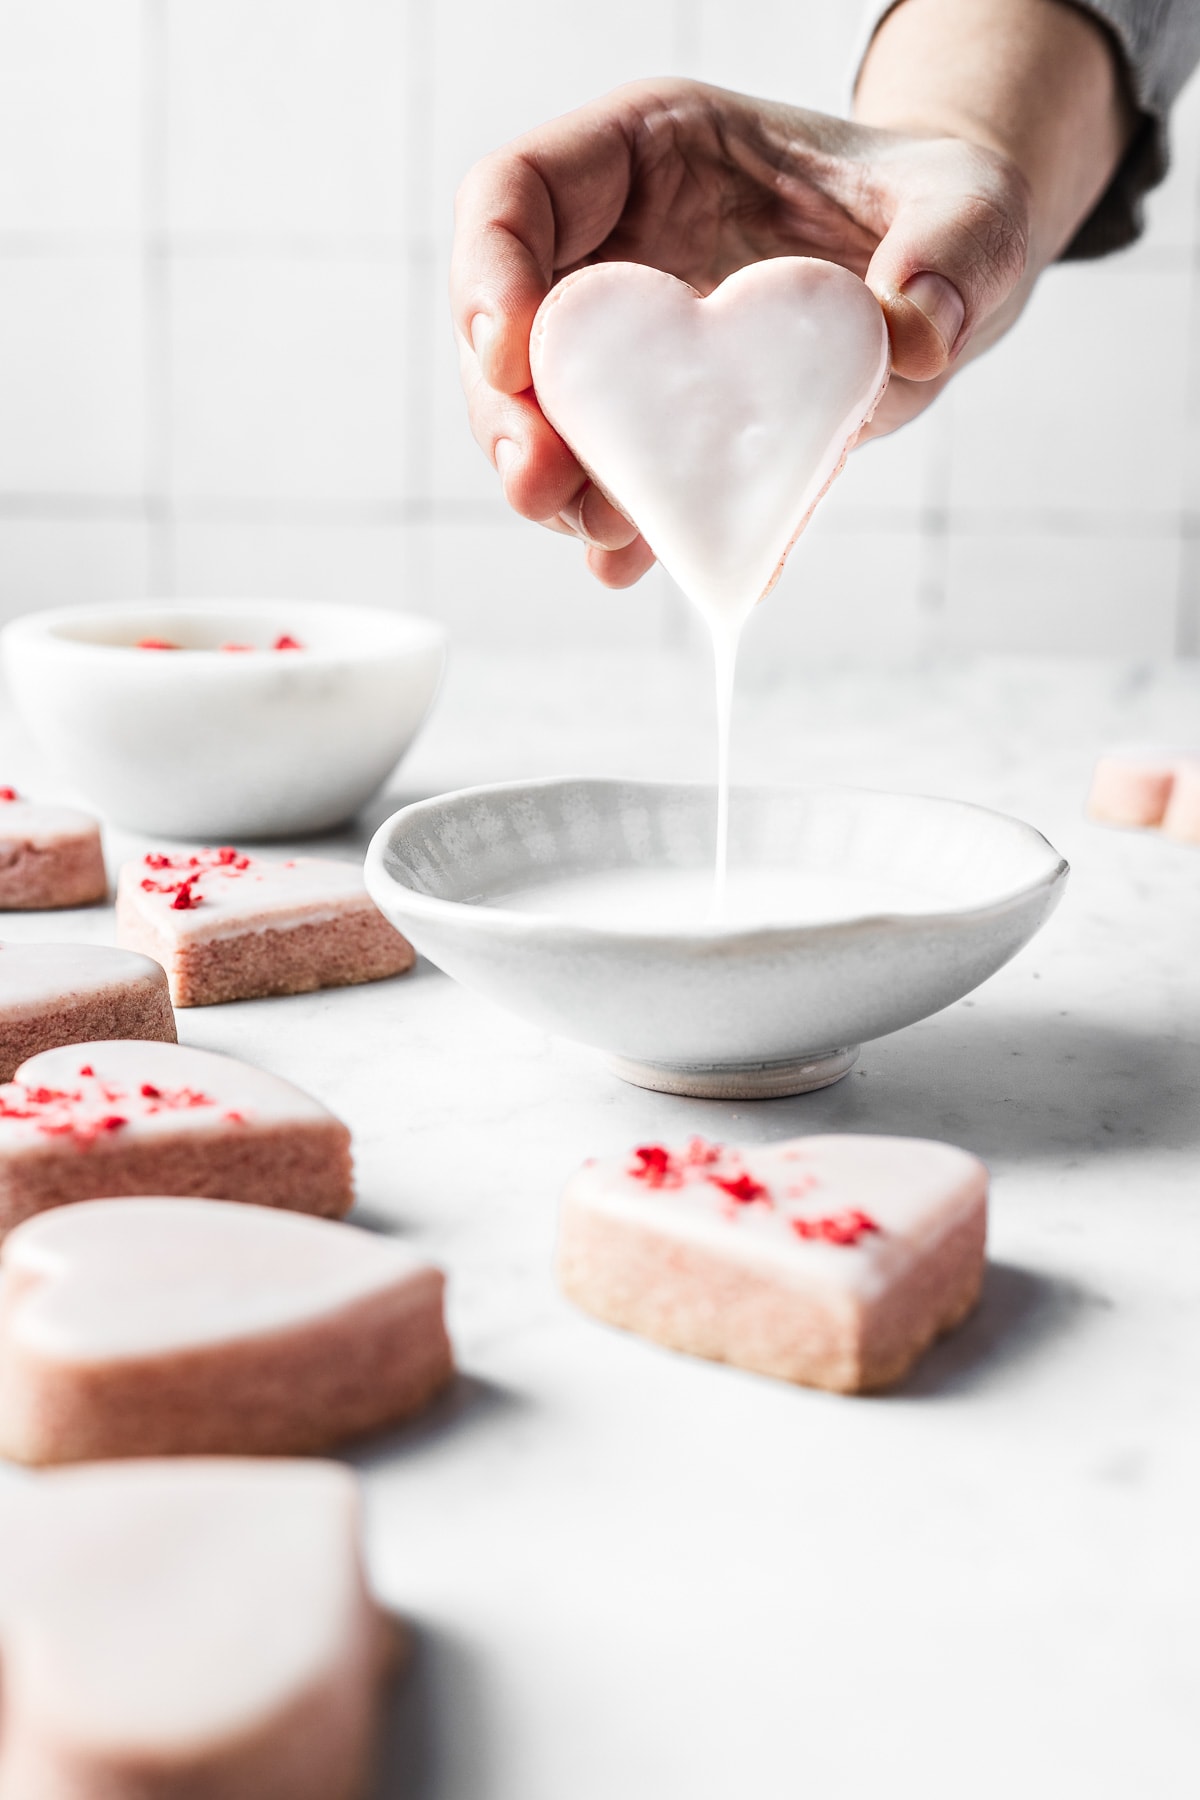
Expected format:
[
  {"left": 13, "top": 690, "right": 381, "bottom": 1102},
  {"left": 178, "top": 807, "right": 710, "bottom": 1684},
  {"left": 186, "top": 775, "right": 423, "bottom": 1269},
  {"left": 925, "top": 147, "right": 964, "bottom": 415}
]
[{"left": 864, "top": 149, "right": 1031, "bottom": 382}]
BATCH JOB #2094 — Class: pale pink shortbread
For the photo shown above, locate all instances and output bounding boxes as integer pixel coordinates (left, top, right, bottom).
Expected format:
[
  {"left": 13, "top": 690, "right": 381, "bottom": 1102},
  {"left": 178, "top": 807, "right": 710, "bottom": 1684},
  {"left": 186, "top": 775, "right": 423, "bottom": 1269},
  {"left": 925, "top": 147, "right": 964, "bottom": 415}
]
[
  {"left": 0, "top": 1039, "right": 352, "bottom": 1239},
  {"left": 0, "top": 941, "right": 176, "bottom": 1082},
  {"left": 116, "top": 845, "right": 415, "bottom": 1006},
  {"left": 0, "top": 1459, "right": 395, "bottom": 1800},
  {"left": 1086, "top": 746, "right": 1183, "bottom": 828},
  {"left": 558, "top": 1135, "right": 988, "bottom": 1393},
  {"left": 1161, "top": 755, "right": 1200, "bottom": 843},
  {"left": 0, "top": 791, "right": 107, "bottom": 910},
  {"left": 0, "top": 1197, "right": 453, "bottom": 1463}
]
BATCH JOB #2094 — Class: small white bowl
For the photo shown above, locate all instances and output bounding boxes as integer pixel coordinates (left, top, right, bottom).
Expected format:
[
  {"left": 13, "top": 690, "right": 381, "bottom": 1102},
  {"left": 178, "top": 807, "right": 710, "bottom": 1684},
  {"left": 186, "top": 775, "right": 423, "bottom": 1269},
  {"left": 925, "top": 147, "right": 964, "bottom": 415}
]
[
  {"left": 365, "top": 777, "right": 1069, "bottom": 1099},
  {"left": 1, "top": 600, "right": 447, "bottom": 838}
]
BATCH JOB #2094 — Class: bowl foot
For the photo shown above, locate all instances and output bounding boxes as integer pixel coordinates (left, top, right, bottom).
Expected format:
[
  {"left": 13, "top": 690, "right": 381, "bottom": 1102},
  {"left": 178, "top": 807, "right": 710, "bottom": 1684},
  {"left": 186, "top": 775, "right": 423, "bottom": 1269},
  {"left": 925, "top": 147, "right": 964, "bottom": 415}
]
[{"left": 606, "top": 1046, "right": 860, "bottom": 1100}]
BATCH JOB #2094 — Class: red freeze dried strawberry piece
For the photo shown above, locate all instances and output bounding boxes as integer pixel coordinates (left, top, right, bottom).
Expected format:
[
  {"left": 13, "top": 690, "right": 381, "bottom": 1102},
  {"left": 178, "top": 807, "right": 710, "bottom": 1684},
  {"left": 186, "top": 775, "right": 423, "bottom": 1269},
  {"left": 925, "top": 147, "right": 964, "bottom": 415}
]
[
  {"left": 791, "top": 1209, "right": 881, "bottom": 1247},
  {"left": 630, "top": 1144, "right": 680, "bottom": 1188},
  {"left": 708, "top": 1171, "right": 769, "bottom": 1206}
]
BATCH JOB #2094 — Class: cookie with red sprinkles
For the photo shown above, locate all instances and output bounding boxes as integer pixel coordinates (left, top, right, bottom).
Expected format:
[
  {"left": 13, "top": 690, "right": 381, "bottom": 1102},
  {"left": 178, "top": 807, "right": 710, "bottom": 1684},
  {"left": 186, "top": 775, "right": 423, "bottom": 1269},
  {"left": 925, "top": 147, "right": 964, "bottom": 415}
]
[
  {"left": 116, "top": 846, "right": 414, "bottom": 1006},
  {"left": 0, "top": 1039, "right": 352, "bottom": 1239},
  {"left": 0, "top": 790, "right": 106, "bottom": 911},
  {"left": 558, "top": 1134, "right": 987, "bottom": 1392}
]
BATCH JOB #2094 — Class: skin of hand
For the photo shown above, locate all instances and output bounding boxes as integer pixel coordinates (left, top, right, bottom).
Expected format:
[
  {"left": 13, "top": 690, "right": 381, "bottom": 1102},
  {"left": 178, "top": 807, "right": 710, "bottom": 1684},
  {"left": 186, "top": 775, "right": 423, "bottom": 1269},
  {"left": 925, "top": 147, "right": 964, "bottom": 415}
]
[{"left": 450, "top": 0, "right": 1134, "bottom": 590}]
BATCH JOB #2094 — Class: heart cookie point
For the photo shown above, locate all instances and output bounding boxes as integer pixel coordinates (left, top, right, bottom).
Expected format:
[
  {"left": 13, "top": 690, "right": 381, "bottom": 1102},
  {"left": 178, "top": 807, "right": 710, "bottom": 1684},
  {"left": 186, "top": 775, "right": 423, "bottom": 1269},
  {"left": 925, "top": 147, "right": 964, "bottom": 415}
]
[{"left": 530, "top": 256, "right": 890, "bottom": 625}]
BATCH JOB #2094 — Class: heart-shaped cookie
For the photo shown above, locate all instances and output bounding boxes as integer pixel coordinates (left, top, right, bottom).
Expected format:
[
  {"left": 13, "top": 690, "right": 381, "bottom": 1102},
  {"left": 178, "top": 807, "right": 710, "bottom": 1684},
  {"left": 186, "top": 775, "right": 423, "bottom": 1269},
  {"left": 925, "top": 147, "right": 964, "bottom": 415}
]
[
  {"left": 0, "top": 1459, "right": 392, "bottom": 1800},
  {"left": 559, "top": 1133, "right": 987, "bottom": 1392},
  {"left": 0, "top": 790, "right": 107, "bottom": 910},
  {"left": 116, "top": 846, "right": 414, "bottom": 1007},
  {"left": 0, "top": 940, "right": 176, "bottom": 1081},
  {"left": 530, "top": 258, "right": 890, "bottom": 623},
  {"left": 0, "top": 1039, "right": 352, "bottom": 1237},
  {"left": 0, "top": 1196, "right": 453, "bottom": 1462}
]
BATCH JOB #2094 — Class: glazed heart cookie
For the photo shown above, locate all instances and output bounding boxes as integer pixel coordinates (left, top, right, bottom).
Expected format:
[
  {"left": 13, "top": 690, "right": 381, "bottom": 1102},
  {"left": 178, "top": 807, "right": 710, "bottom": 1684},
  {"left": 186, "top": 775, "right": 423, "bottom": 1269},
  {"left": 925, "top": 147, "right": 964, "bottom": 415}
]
[
  {"left": 0, "top": 1039, "right": 352, "bottom": 1237},
  {"left": 0, "top": 940, "right": 176, "bottom": 1081},
  {"left": 530, "top": 258, "right": 890, "bottom": 622},
  {"left": 0, "top": 1459, "right": 392, "bottom": 1800},
  {"left": 558, "top": 1133, "right": 987, "bottom": 1392},
  {"left": 0, "top": 1197, "right": 453, "bottom": 1463}
]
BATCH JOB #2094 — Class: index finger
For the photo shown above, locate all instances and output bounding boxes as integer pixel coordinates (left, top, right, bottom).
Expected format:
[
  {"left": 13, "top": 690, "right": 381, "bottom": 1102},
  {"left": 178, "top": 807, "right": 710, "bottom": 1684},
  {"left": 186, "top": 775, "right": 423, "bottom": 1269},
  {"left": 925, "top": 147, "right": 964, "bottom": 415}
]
[{"left": 450, "top": 93, "right": 639, "bottom": 395}]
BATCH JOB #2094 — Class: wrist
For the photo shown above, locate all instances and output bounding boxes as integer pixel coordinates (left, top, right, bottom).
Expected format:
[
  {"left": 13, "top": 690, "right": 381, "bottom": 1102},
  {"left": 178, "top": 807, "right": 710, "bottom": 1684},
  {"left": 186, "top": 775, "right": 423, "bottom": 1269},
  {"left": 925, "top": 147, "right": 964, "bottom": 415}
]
[{"left": 854, "top": 0, "right": 1136, "bottom": 268}]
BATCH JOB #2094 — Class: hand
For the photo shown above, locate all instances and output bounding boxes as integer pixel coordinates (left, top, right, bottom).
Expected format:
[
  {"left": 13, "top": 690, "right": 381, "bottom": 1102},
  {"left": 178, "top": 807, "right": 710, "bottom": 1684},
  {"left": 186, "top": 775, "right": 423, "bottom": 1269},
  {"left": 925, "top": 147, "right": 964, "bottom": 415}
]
[{"left": 450, "top": 8, "right": 1130, "bottom": 589}]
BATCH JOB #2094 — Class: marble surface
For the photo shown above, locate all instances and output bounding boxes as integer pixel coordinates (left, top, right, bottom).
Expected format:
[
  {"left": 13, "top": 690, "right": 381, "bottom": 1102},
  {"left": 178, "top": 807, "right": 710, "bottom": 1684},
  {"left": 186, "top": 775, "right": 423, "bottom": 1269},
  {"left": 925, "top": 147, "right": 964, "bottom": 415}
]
[{"left": 2, "top": 647, "right": 1198, "bottom": 1798}]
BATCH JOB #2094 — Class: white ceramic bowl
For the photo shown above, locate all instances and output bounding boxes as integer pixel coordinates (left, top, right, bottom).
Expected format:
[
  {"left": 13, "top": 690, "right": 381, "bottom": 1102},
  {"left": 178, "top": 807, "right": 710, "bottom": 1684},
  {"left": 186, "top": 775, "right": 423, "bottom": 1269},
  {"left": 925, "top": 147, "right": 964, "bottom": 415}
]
[
  {"left": 366, "top": 777, "right": 1069, "bottom": 1099},
  {"left": 1, "top": 600, "right": 447, "bottom": 838}
]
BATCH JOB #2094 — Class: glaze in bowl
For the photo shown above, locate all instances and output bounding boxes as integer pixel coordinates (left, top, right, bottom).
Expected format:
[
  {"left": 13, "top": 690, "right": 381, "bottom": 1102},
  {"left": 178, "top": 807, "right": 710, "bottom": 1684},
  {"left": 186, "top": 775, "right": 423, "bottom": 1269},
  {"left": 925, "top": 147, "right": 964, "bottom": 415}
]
[
  {"left": 365, "top": 777, "right": 1069, "bottom": 1098},
  {"left": 1, "top": 600, "right": 447, "bottom": 838}
]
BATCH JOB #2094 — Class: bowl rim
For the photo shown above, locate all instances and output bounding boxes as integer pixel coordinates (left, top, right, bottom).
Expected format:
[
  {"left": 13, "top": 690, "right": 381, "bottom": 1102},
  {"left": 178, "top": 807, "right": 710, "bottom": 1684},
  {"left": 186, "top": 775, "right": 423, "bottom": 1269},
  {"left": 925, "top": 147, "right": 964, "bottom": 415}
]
[
  {"left": 0, "top": 599, "right": 448, "bottom": 664},
  {"left": 364, "top": 775, "right": 1070, "bottom": 948}
]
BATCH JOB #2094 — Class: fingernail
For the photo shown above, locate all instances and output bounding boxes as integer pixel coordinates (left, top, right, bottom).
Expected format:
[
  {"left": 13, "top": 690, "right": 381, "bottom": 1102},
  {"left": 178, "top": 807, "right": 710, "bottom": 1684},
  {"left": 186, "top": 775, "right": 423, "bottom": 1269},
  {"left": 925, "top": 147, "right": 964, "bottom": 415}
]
[
  {"left": 900, "top": 272, "right": 965, "bottom": 354},
  {"left": 560, "top": 490, "right": 597, "bottom": 545},
  {"left": 494, "top": 438, "right": 519, "bottom": 484},
  {"left": 471, "top": 311, "right": 496, "bottom": 372}
]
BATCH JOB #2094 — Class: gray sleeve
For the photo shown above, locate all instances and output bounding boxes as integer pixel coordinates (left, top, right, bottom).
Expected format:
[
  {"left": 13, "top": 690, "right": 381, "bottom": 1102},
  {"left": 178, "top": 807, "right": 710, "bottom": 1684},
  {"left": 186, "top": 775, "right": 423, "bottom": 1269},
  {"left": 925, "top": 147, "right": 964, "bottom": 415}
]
[{"left": 853, "top": 1, "right": 1200, "bottom": 257}]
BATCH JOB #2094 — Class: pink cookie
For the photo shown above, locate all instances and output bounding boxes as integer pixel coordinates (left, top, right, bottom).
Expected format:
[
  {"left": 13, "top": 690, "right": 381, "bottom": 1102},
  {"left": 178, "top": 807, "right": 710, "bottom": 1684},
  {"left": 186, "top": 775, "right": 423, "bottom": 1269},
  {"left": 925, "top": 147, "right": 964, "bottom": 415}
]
[
  {"left": 0, "top": 1197, "right": 453, "bottom": 1463},
  {"left": 1161, "top": 754, "right": 1200, "bottom": 843},
  {"left": 0, "top": 940, "right": 176, "bottom": 1082},
  {"left": 116, "top": 846, "right": 415, "bottom": 1006},
  {"left": 0, "top": 1039, "right": 352, "bottom": 1239},
  {"left": 558, "top": 1135, "right": 988, "bottom": 1393},
  {"left": 530, "top": 258, "right": 890, "bottom": 619},
  {"left": 1086, "top": 747, "right": 1180, "bottom": 827},
  {"left": 0, "top": 1459, "right": 394, "bottom": 1800},
  {"left": 0, "top": 788, "right": 107, "bottom": 910}
]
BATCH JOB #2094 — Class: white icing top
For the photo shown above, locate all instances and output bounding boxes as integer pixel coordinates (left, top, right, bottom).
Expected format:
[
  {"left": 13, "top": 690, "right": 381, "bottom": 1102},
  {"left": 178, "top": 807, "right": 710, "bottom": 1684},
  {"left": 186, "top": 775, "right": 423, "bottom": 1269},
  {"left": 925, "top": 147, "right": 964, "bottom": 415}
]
[
  {"left": 0, "top": 1039, "right": 335, "bottom": 1147},
  {"left": 0, "top": 941, "right": 166, "bottom": 1019},
  {"left": 117, "top": 847, "right": 374, "bottom": 944},
  {"left": 0, "top": 1459, "right": 369, "bottom": 1750},
  {"left": 1096, "top": 744, "right": 1196, "bottom": 768},
  {"left": 566, "top": 1134, "right": 987, "bottom": 1303},
  {"left": 530, "top": 258, "right": 890, "bottom": 631},
  {"left": 0, "top": 795, "right": 100, "bottom": 849},
  {"left": 1, "top": 1196, "right": 437, "bottom": 1359}
]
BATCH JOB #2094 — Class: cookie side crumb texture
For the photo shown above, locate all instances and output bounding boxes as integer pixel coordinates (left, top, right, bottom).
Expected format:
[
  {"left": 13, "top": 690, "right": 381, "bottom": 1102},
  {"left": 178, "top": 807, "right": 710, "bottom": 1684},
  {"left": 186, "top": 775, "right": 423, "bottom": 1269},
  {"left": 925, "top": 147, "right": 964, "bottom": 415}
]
[
  {"left": 0, "top": 1459, "right": 393, "bottom": 1800},
  {"left": 557, "top": 1135, "right": 988, "bottom": 1393},
  {"left": 0, "top": 1198, "right": 454, "bottom": 1464},
  {"left": 116, "top": 848, "right": 415, "bottom": 1005},
  {"left": 0, "top": 1040, "right": 353, "bottom": 1239},
  {"left": 0, "top": 943, "right": 177, "bottom": 1082},
  {"left": 0, "top": 796, "right": 107, "bottom": 911}
]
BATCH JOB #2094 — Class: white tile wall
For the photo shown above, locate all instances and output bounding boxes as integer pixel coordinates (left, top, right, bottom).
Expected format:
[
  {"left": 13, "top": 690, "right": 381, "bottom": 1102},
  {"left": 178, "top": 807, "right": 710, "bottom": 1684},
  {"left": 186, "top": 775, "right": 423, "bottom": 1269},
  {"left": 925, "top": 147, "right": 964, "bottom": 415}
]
[
  {"left": 0, "top": 254, "right": 146, "bottom": 493},
  {"left": 0, "top": 0, "right": 1197, "bottom": 659},
  {"left": 166, "top": 0, "right": 410, "bottom": 237},
  {"left": 0, "top": 1, "right": 143, "bottom": 234},
  {"left": 168, "top": 255, "right": 408, "bottom": 501}
]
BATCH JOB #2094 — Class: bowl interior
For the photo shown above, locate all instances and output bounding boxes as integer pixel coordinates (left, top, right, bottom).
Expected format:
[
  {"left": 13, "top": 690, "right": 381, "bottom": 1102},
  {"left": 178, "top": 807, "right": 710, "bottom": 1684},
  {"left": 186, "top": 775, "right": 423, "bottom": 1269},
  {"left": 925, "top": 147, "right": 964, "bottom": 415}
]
[
  {"left": 21, "top": 599, "right": 444, "bottom": 659},
  {"left": 379, "top": 779, "right": 1065, "bottom": 926}
]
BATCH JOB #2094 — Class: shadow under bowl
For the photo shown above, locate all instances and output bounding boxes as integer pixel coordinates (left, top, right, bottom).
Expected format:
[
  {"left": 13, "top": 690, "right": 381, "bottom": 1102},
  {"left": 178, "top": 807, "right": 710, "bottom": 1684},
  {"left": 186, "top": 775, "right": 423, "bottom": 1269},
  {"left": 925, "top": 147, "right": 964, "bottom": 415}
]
[
  {"left": 1, "top": 600, "right": 447, "bottom": 839},
  {"left": 365, "top": 778, "right": 1069, "bottom": 1099}
]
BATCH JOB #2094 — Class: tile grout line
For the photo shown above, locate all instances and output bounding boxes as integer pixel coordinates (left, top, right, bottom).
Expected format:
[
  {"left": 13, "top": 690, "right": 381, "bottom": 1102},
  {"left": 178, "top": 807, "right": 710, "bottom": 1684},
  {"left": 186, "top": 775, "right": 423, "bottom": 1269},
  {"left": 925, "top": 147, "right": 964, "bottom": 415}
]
[
  {"left": 402, "top": 0, "right": 438, "bottom": 613},
  {"left": 141, "top": 0, "right": 172, "bottom": 596}
]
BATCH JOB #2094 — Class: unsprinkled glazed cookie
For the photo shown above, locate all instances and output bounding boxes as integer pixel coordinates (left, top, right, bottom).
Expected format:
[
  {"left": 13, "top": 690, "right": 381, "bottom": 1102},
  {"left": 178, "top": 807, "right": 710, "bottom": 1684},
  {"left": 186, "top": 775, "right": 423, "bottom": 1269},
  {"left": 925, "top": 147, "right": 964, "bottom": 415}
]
[
  {"left": 558, "top": 1135, "right": 988, "bottom": 1393},
  {"left": 1162, "top": 755, "right": 1200, "bottom": 843},
  {"left": 0, "top": 1039, "right": 352, "bottom": 1240},
  {"left": 0, "top": 1459, "right": 394, "bottom": 1800},
  {"left": 1086, "top": 745, "right": 1200, "bottom": 828},
  {"left": 0, "top": 1197, "right": 453, "bottom": 1464},
  {"left": 0, "top": 787, "right": 107, "bottom": 910},
  {"left": 116, "top": 846, "right": 414, "bottom": 1006},
  {"left": 0, "top": 941, "right": 176, "bottom": 1082}
]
